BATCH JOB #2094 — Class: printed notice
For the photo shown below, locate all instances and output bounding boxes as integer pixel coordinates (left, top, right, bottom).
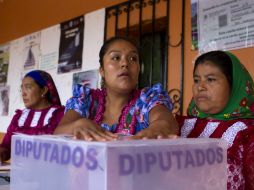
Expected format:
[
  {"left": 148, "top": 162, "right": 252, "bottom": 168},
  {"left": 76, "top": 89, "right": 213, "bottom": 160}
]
[
  {"left": 198, "top": 0, "right": 254, "bottom": 52},
  {"left": 23, "top": 32, "right": 41, "bottom": 70},
  {"left": 39, "top": 52, "right": 57, "bottom": 71},
  {"left": 58, "top": 16, "right": 84, "bottom": 74}
]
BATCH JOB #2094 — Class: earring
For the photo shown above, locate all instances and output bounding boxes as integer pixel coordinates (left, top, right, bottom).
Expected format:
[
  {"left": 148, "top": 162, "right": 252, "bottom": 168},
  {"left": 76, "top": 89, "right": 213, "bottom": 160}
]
[{"left": 41, "top": 94, "right": 44, "bottom": 98}]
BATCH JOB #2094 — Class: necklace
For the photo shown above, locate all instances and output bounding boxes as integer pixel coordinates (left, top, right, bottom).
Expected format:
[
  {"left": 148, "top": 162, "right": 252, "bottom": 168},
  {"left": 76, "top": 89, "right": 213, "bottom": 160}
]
[{"left": 93, "top": 89, "right": 141, "bottom": 135}]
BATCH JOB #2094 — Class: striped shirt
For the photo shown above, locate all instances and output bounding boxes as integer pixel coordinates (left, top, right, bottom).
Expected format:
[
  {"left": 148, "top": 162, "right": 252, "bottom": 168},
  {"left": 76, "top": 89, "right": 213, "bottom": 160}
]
[
  {"left": 1, "top": 105, "right": 64, "bottom": 150},
  {"left": 177, "top": 116, "right": 254, "bottom": 190}
]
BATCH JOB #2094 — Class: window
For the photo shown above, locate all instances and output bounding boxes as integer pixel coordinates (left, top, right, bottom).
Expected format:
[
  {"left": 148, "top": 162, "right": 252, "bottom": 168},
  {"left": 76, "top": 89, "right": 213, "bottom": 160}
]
[
  {"left": 104, "top": 0, "right": 169, "bottom": 89},
  {"left": 104, "top": 0, "right": 185, "bottom": 115}
]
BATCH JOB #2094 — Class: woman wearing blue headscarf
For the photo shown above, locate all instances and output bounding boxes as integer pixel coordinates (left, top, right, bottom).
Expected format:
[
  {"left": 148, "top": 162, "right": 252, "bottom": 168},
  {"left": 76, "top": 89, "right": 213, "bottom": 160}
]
[{"left": 0, "top": 70, "right": 64, "bottom": 162}]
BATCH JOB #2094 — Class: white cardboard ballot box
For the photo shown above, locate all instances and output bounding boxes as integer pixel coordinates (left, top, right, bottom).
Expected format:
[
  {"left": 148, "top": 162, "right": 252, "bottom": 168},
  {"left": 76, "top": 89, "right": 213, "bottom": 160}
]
[{"left": 10, "top": 134, "right": 227, "bottom": 190}]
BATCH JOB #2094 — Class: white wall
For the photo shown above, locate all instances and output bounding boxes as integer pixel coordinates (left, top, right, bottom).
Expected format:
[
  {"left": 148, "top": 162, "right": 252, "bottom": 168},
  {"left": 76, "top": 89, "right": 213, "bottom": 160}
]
[{"left": 0, "top": 8, "right": 105, "bottom": 133}]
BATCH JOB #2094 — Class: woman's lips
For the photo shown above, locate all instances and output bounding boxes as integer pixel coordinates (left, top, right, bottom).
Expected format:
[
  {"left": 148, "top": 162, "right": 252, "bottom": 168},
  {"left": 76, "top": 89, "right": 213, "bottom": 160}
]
[
  {"left": 195, "top": 95, "right": 208, "bottom": 101},
  {"left": 118, "top": 72, "right": 129, "bottom": 77},
  {"left": 23, "top": 99, "right": 29, "bottom": 103}
]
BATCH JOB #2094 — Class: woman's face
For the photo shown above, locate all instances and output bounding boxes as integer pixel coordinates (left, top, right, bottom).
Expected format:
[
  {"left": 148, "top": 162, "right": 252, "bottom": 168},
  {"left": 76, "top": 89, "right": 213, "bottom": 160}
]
[
  {"left": 192, "top": 61, "right": 231, "bottom": 115},
  {"left": 21, "top": 77, "right": 47, "bottom": 109},
  {"left": 100, "top": 40, "right": 140, "bottom": 93}
]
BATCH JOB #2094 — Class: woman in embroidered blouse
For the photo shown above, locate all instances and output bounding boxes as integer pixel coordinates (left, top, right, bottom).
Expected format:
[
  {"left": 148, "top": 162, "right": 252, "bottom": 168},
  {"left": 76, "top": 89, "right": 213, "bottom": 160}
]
[
  {"left": 0, "top": 70, "right": 64, "bottom": 162},
  {"left": 176, "top": 51, "right": 254, "bottom": 190},
  {"left": 54, "top": 37, "right": 178, "bottom": 141}
]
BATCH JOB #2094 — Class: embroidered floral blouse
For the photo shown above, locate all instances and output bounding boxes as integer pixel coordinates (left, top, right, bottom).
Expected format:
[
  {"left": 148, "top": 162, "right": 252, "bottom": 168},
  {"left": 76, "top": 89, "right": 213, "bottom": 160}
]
[{"left": 65, "top": 83, "right": 173, "bottom": 135}]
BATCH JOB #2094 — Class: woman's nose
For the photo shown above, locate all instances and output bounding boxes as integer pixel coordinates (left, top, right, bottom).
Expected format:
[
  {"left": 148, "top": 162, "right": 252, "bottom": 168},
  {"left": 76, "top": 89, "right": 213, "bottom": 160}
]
[
  {"left": 21, "top": 90, "right": 26, "bottom": 97},
  {"left": 198, "top": 81, "right": 206, "bottom": 91},
  {"left": 121, "top": 58, "right": 129, "bottom": 68}
]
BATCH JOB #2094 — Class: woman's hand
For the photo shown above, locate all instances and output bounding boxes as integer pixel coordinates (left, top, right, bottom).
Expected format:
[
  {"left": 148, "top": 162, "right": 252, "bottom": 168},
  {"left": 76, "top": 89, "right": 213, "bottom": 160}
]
[
  {"left": 54, "top": 110, "right": 117, "bottom": 141},
  {"left": 128, "top": 122, "right": 178, "bottom": 140},
  {"left": 0, "top": 147, "right": 10, "bottom": 162},
  {"left": 73, "top": 118, "right": 118, "bottom": 141},
  {"left": 128, "top": 105, "right": 179, "bottom": 140}
]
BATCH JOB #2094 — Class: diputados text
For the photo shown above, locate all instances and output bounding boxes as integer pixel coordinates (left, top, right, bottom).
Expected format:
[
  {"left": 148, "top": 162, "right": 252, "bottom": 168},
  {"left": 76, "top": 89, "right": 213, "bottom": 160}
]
[
  {"left": 14, "top": 139, "right": 224, "bottom": 175},
  {"left": 14, "top": 139, "right": 98, "bottom": 170},
  {"left": 119, "top": 147, "right": 224, "bottom": 175}
]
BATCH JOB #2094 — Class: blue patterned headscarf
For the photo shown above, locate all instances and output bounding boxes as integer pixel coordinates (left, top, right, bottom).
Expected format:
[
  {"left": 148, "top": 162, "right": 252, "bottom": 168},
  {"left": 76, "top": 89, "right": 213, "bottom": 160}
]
[{"left": 25, "top": 70, "right": 61, "bottom": 106}]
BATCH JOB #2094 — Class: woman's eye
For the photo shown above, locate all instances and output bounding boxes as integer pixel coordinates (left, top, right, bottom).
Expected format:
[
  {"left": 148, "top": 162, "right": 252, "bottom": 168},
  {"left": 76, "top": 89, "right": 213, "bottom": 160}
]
[
  {"left": 23, "top": 85, "right": 32, "bottom": 91},
  {"left": 130, "top": 56, "right": 138, "bottom": 62},
  {"left": 193, "top": 78, "right": 199, "bottom": 84},
  {"left": 207, "top": 78, "right": 216, "bottom": 82},
  {"left": 112, "top": 56, "right": 120, "bottom": 61}
]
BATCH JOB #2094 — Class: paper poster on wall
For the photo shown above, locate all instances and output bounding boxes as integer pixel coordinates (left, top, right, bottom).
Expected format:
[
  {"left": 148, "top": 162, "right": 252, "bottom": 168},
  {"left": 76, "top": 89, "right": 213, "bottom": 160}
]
[
  {"left": 0, "top": 86, "right": 9, "bottom": 116},
  {"left": 39, "top": 52, "right": 58, "bottom": 71},
  {"left": 73, "top": 69, "right": 99, "bottom": 89},
  {"left": 191, "top": 0, "right": 198, "bottom": 50},
  {"left": 198, "top": 0, "right": 254, "bottom": 53},
  {"left": 23, "top": 32, "right": 41, "bottom": 70},
  {"left": 58, "top": 15, "right": 84, "bottom": 74},
  {"left": 0, "top": 44, "right": 10, "bottom": 85}
]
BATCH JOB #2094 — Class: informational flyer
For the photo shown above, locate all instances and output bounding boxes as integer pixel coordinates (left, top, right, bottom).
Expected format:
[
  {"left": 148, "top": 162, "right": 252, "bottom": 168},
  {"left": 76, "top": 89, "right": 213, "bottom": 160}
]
[
  {"left": 39, "top": 52, "right": 58, "bottom": 71},
  {"left": 198, "top": 0, "right": 254, "bottom": 52},
  {"left": 23, "top": 32, "right": 41, "bottom": 70},
  {"left": 0, "top": 44, "right": 9, "bottom": 85},
  {"left": 58, "top": 16, "right": 84, "bottom": 74},
  {"left": 39, "top": 25, "right": 60, "bottom": 71}
]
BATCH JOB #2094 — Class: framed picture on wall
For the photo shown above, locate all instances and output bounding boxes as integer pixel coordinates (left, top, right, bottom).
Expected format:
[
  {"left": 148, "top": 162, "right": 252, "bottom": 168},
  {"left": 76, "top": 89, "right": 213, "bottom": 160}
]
[{"left": 72, "top": 69, "right": 99, "bottom": 89}]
